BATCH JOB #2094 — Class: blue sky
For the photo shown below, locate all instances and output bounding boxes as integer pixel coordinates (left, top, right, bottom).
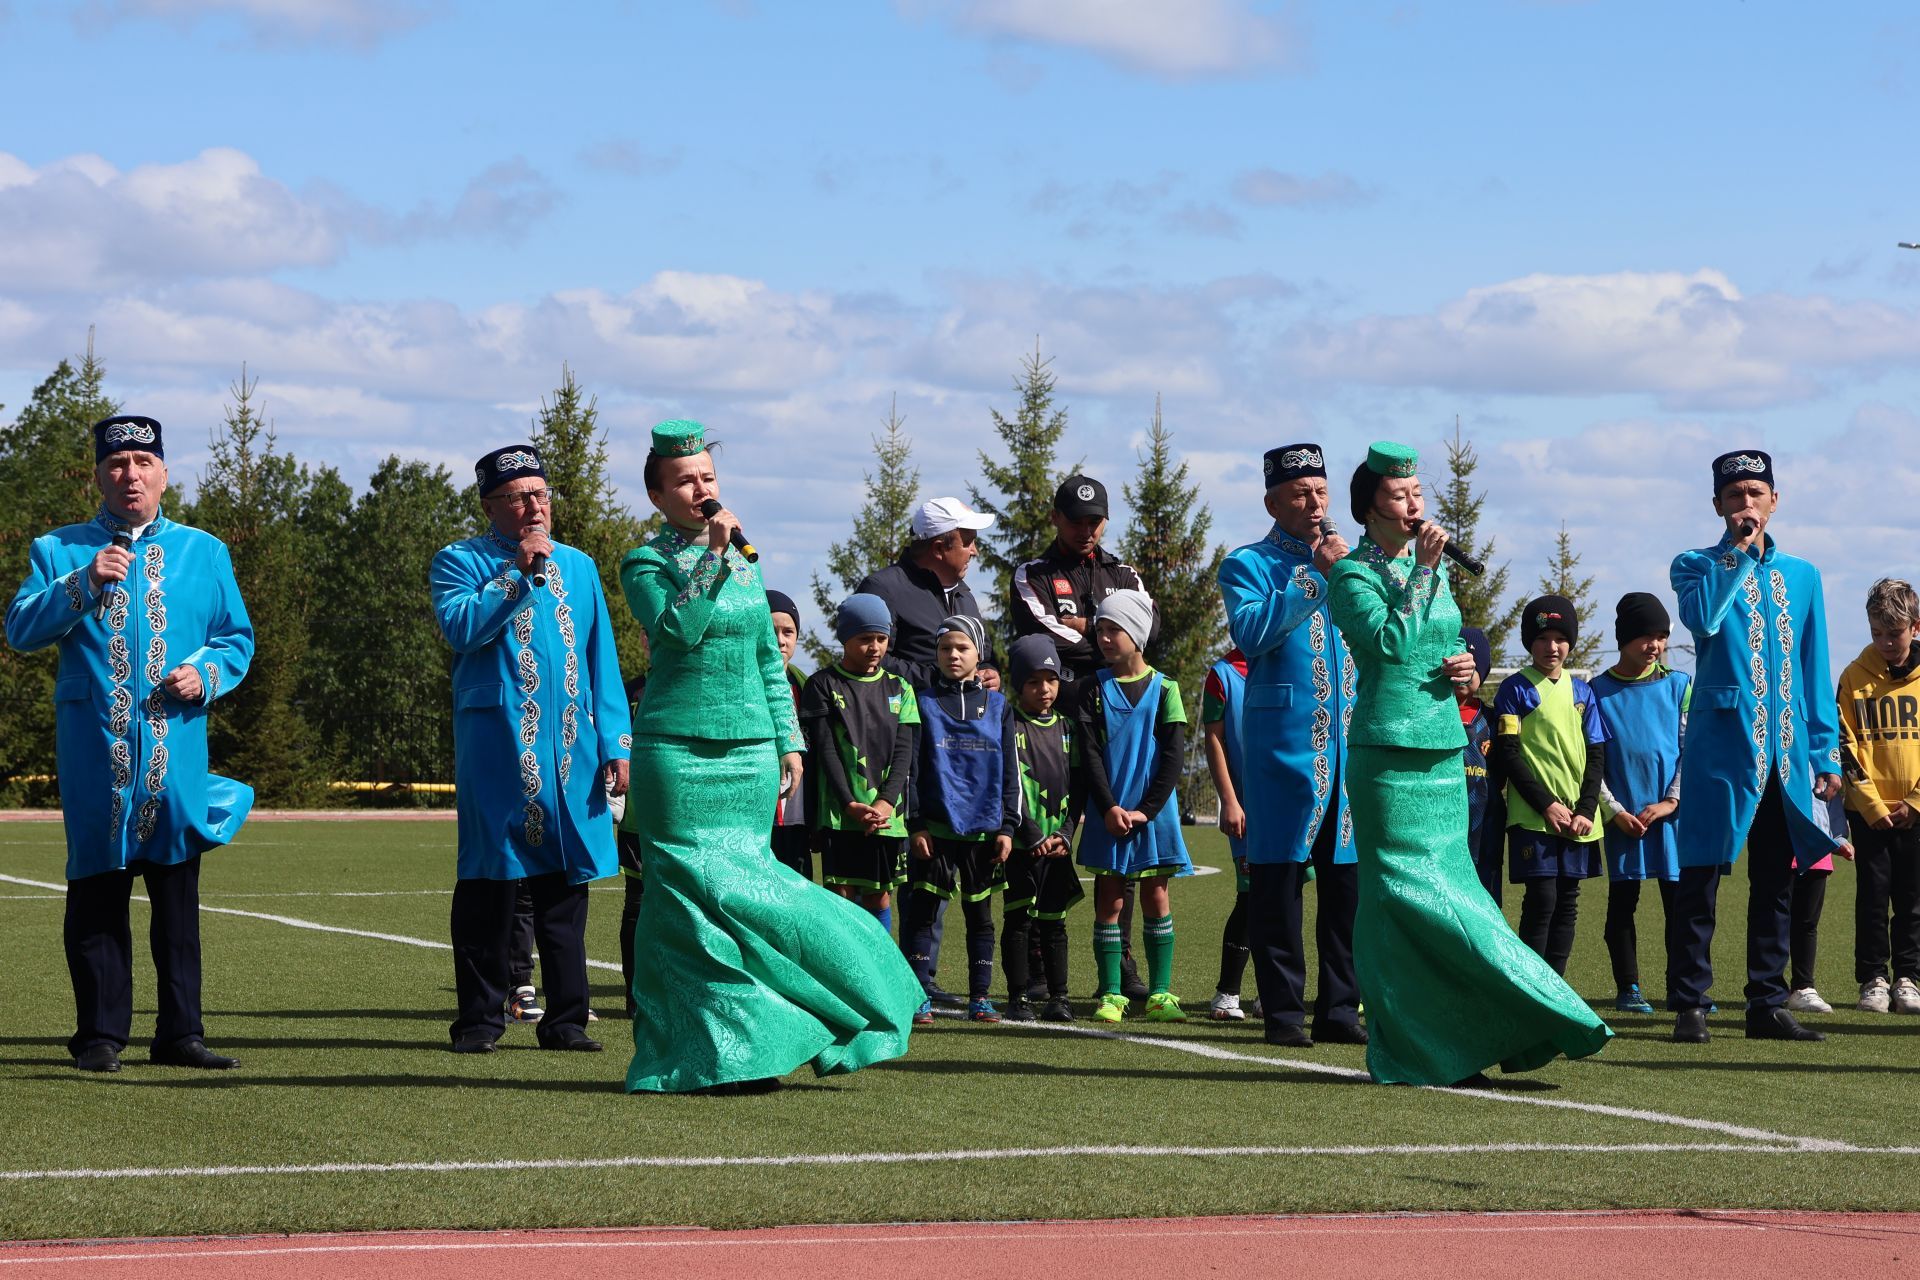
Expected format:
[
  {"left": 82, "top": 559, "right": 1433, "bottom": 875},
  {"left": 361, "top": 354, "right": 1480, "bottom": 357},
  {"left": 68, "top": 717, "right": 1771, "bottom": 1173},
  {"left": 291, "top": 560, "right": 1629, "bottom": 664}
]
[{"left": 3, "top": 0, "right": 1918, "bottom": 660}]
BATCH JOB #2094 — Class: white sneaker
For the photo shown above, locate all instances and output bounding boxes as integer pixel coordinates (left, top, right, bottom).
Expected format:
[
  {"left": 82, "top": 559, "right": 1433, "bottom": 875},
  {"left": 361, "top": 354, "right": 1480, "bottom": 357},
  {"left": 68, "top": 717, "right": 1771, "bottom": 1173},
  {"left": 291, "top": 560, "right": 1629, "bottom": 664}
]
[
  {"left": 1859, "top": 976, "right": 1892, "bottom": 1013},
  {"left": 1893, "top": 977, "right": 1920, "bottom": 1015},
  {"left": 1787, "top": 987, "right": 1833, "bottom": 1014},
  {"left": 1210, "top": 991, "right": 1246, "bottom": 1021}
]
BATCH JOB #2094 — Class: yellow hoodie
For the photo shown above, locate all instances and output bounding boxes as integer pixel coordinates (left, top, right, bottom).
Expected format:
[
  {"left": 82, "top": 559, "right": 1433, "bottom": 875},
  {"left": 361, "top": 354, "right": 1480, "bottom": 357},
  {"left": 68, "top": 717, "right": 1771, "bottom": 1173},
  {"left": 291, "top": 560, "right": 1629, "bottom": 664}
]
[{"left": 1836, "top": 642, "right": 1920, "bottom": 823}]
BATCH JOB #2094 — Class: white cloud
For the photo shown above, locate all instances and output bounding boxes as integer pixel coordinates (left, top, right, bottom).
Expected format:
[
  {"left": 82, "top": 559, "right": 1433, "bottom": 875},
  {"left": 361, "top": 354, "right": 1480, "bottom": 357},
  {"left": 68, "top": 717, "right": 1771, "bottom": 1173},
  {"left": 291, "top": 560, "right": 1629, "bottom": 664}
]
[
  {"left": 909, "top": 0, "right": 1304, "bottom": 78},
  {"left": 0, "top": 149, "right": 560, "bottom": 292},
  {"left": 0, "top": 149, "right": 341, "bottom": 291},
  {"left": 1286, "top": 269, "right": 1920, "bottom": 410},
  {"left": 78, "top": 0, "right": 440, "bottom": 48}
]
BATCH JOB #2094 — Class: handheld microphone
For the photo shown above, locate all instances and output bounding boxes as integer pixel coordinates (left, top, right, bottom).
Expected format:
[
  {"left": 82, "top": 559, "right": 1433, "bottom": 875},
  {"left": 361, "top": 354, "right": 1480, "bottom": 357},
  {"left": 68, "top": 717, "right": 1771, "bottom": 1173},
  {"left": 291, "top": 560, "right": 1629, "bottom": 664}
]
[
  {"left": 95, "top": 532, "right": 133, "bottom": 619},
  {"left": 1737, "top": 517, "right": 1758, "bottom": 540},
  {"left": 1408, "top": 519, "right": 1485, "bottom": 577},
  {"left": 1319, "top": 516, "right": 1339, "bottom": 540},
  {"left": 699, "top": 499, "right": 760, "bottom": 563},
  {"left": 526, "top": 523, "right": 549, "bottom": 588}
]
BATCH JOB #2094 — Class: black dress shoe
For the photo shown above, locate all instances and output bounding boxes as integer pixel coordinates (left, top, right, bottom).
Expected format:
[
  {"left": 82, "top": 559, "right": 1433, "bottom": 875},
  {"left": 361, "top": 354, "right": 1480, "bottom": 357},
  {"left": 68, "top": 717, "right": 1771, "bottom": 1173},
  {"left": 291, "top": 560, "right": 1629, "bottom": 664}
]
[
  {"left": 1119, "top": 961, "right": 1150, "bottom": 1003},
  {"left": 1449, "top": 1072, "right": 1494, "bottom": 1089},
  {"left": 927, "top": 986, "right": 967, "bottom": 1009},
  {"left": 1746, "top": 1007, "right": 1825, "bottom": 1041},
  {"left": 1264, "top": 1023, "right": 1314, "bottom": 1048},
  {"left": 737, "top": 1076, "right": 784, "bottom": 1094},
  {"left": 1313, "top": 1021, "right": 1370, "bottom": 1046},
  {"left": 544, "top": 1033, "right": 604, "bottom": 1052},
  {"left": 451, "top": 1034, "right": 498, "bottom": 1054},
  {"left": 1672, "top": 1008, "right": 1710, "bottom": 1043},
  {"left": 74, "top": 1045, "right": 121, "bottom": 1073},
  {"left": 151, "top": 1040, "right": 239, "bottom": 1069}
]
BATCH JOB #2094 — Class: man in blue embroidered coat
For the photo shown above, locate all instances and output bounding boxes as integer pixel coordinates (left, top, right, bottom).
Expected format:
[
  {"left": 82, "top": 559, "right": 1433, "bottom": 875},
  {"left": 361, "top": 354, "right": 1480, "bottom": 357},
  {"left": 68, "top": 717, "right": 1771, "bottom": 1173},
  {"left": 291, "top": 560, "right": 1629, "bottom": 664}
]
[
  {"left": 1216, "top": 443, "right": 1365, "bottom": 1049},
  {"left": 5, "top": 416, "right": 255, "bottom": 1073},
  {"left": 1668, "top": 449, "right": 1843, "bottom": 1046},
  {"left": 430, "top": 444, "right": 632, "bottom": 1054}
]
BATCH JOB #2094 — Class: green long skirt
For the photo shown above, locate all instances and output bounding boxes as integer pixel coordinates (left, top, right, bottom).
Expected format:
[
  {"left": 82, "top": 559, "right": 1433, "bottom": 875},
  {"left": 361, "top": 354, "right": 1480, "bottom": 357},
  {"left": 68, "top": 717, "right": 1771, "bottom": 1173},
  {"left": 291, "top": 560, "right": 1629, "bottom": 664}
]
[
  {"left": 625, "top": 735, "right": 922, "bottom": 1093},
  {"left": 1349, "top": 745, "right": 1612, "bottom": 1085}
]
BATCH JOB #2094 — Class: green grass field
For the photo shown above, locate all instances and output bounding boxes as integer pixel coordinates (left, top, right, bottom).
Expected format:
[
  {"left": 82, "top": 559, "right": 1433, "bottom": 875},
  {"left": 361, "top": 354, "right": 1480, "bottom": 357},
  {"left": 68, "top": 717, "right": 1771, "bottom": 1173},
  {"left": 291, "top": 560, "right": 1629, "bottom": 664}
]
[{"left": 2, "top": 818, "right": 1916, "bottom": 1242}]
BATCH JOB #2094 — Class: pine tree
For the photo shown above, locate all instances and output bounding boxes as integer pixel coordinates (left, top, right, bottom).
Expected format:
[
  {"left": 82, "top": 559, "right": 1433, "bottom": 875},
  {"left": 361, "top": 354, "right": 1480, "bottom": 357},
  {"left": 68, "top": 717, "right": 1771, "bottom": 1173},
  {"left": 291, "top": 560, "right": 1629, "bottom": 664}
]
[
  {"left": 1119, "top": 398, "right": 1226, "bottom": 817},
  {"left": 1434, "top": 418, "right": 1518, "bottom": 659},
  {"left": 0, "top": 343, "right": 119, "bottom": 802},
  {"left": 970, "top": 341, "right": 1073, "bottom": 654},
  {"left": 303, "top": 457, "right": 470, "bottom": 799},
  {"left": 185, "top": 368, "right": 330, "bottom": 804},
  {"left": 531, "top": 364, "right": 654, "bottom": 678},
  {"left": 804, "top": 396, "right": 920, "bottom": 665},
  {"left": 1529, "top": 521, "right": 1602, "bottom": 670}
]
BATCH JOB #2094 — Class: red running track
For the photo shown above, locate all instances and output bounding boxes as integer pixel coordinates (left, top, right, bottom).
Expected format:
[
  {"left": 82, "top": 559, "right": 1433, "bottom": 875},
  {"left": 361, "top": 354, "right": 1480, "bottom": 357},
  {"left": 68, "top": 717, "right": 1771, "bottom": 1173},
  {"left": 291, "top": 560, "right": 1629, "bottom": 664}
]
[{"left": 1, "top": 1212, "right": 1913, "bottom": 1278}]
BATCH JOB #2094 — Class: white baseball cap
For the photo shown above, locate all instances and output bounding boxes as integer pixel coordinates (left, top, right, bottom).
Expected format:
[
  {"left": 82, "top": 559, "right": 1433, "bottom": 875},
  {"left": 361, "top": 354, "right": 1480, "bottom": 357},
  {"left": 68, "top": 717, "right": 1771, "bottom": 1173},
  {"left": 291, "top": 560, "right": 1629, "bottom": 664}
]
[{"left": 911, "top": 496, "right": 996, "bottom": 540}]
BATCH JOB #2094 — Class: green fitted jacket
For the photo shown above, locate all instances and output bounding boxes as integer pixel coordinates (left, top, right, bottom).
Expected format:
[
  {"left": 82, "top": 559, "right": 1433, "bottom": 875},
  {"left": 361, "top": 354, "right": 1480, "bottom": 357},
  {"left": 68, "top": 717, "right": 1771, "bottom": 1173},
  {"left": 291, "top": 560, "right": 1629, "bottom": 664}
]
[
  {"left": 620, "top": 525, "right": 805, "bottom": 755},
  {"left": 1327, "top": 536, "right": 1468, "bottom": 753}
]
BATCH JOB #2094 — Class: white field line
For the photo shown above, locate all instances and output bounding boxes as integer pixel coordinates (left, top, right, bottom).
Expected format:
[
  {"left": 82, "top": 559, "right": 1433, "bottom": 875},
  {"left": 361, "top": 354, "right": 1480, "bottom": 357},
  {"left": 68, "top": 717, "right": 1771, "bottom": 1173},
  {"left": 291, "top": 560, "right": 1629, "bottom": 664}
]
[
  {"left": 0, "top": 874, "right": 621, "bottom": 973},
  {"left": 0, "top": 876, "right": 1858, "bottom": 1159},
  {"left": 9, "top": 1141, "right": 1918, "bottom": 1188}
]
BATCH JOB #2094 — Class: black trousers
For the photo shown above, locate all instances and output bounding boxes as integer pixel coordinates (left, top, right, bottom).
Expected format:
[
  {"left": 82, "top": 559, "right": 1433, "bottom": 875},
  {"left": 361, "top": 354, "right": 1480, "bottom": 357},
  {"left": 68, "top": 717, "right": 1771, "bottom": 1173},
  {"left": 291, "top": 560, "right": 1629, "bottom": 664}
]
[
  {"left": 1848, "top": 816, "right": 1920, "bottom": 983},
  {"left": 64, "top": 856, "right": 205, "bottom": 1057},
  {"left": 1517, "top": 875, "right": 1584, "bottom": 977},
  {"left": 508, "top": 879, "right": 536, "bottom": 991},
  {"left": 1667, "top": 778, "right": 1797, "bottom": 1013},
  {"left": 770, "top": 825, "right": 813, "bottom": 881},
  {"left": 1248, "top": 811, "right": 1359, "bottom": 1032},
  {"left": 1603, "top": 877, "right": 1677, "bottom": 991},
  {"left": 1790, "top": 869, "right": 1828, "bottom": 992},
  {"left": 450, "top": 873, "right": 590, "bottom": 1046}
]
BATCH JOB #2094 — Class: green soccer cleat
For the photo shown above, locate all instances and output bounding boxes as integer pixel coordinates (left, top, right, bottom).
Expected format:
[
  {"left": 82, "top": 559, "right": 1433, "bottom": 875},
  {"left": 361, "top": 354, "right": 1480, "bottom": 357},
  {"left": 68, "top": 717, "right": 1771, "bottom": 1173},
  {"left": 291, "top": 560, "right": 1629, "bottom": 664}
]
[
  {"left": 1091, "top": 993, "right": 1128, "bottom": 1024},
  {"left": 1143, "top": 992, "right": 1186, "bottom": 1023}
]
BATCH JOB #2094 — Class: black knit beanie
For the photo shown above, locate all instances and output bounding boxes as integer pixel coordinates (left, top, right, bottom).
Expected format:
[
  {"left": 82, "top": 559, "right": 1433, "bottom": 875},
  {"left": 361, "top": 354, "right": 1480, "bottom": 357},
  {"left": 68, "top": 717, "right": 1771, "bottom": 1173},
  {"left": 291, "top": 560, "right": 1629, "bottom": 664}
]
[
  {"left": 1521, "top": 594, "right": 1579, "bottom": 651},
  {"left": 1614, "top": 592, "right": 1671, "bottom": 645}
]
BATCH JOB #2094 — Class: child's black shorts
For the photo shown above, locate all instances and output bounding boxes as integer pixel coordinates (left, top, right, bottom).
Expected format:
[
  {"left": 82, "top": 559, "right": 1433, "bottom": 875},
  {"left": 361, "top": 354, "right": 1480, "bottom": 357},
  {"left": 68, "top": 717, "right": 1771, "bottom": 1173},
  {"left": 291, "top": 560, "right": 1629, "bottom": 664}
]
[
  {"left": 770, "top": 824, "right": 813, "bottom": 881},
  {"left": 820, "top": 829, "right": 907, "bottom": 893},
  {"left": 1004, "top": 845, "right": 1085, "bottom": 919},
  {"left": 908, "top": 835, "right": 1008, "bottom": 902}
]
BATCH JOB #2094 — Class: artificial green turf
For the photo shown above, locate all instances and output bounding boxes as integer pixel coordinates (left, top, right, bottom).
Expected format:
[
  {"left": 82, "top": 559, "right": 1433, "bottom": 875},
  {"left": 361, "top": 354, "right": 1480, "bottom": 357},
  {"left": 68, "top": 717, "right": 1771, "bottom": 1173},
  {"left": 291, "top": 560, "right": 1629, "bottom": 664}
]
[{"left": 2, "top": 818, "right": 1917, "bottom": 1240}]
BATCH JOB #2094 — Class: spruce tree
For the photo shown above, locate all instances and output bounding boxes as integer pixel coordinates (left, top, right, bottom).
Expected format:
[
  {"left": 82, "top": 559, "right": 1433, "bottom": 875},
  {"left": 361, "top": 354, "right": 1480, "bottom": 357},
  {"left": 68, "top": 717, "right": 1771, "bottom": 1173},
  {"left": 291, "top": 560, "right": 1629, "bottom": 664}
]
[
  {"left": 970, "top": 341, "right": 1073, "bottom": 654},
  {"left": 303, "top": 457, "right": 470, "bottom": 799},
  {"left": 185, "top": 368, "right": 329, "bottom": 804},
  {"left": 1434, "top": 418, "right": 1518, "bottom": 659},
  {"left": 0, "top": 345, "right": 119, "bottom": 802},
  {"left": 531, "top": 364, "right": 654, "bottom": 678},
  {"left": 1119, "top": 398, "right": 1226, "bottom": 816},
  {"left": 1529, "top": 521, "right": 1602, "bottom": 670},
  {"left": 804, "top": 396, "right": 920, "bottom": 665}
]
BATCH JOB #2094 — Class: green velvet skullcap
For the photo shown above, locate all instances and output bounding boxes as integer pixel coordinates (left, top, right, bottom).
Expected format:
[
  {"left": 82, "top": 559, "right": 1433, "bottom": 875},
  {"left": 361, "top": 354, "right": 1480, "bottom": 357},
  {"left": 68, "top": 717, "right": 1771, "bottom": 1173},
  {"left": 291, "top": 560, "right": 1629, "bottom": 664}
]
[
  {"left": 649, "top": 419, "right": 707, "bottom": 458},
  {"left": 1365, "top": 441, "right": 1419, "bottom": 478}
]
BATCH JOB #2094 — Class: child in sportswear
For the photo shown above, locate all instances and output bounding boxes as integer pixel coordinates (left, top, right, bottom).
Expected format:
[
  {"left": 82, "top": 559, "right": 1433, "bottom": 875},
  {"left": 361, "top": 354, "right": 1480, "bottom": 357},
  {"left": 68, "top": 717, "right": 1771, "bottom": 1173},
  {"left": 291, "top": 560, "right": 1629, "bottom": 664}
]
[
  {"left": 1493, "top": 595, "right": 1608, "bottom": 977},
  {"left": 1590, "top": 593, "right": 1689, "bottom": 1014},
  {"left": 801, "top": 593, "right": 918, "bottom": 930},
  {"left": 1836, "top": 578, "right": 1920, "bottom": 1015},
  {"left": 1001, "top": 635, "right": 1085, "bottom": 1023},
  {"left": 1077, "top": 589, "right": 1191, "bottom": 1024},
  {"left": 766, "top": 590, "right": 813, "bottom": 880},
  {"left": 1456, "top": 627, "right": 1504, "bottom": 906},
  {"left": 904, "top": 615, "right": 1016, "bottom": 1023},
  {"left": 1201, "top": 646, "right": 1258, "bottom": 1021}
]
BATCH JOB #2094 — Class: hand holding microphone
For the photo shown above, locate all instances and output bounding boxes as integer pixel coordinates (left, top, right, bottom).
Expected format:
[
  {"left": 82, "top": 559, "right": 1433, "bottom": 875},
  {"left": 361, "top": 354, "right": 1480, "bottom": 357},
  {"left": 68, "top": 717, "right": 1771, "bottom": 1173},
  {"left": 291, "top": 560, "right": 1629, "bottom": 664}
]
[
  {"left": 93, "top": 533, "right": 133, "bottom": 619},
  {"left": 1408, "top": 519, "right": 1485, "bottom": 577},
  {"left": 699, "top": 499, "right": 759, "bottom": 563},
  {"left": 1313, "top": 516, "right": 1350, "bottom": 574},
  {"left": 518, "top": 523, "right": 552, "bottom": 588}
]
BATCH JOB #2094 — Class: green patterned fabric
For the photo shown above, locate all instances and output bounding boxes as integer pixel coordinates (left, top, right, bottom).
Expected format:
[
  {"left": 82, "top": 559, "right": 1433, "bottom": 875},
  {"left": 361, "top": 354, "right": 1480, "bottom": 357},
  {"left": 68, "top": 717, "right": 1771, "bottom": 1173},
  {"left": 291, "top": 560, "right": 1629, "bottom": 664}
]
[
  {"left": 1331, "top": 539, "right": 1611, "bottom": 1085},
  {"left": 621, "top": 521, "right": 920, "bottom": 1093},
  {"left": 624, "top": 735, "right": 922, "bottom": 1093},
  {"left": 649, "top": 419, "right": 707, "bottom": 458}
]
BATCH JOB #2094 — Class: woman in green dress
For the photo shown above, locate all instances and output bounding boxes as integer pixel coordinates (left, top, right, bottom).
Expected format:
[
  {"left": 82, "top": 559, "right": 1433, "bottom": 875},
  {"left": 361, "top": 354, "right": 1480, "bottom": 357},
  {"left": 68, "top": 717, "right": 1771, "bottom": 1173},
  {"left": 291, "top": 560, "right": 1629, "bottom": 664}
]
[
  {"left": 1327, "top": 441, "right": 1611, "bottom": 1086},
  {"left": 621, "top": 420, "right": 922, "bottom": 1095}
]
